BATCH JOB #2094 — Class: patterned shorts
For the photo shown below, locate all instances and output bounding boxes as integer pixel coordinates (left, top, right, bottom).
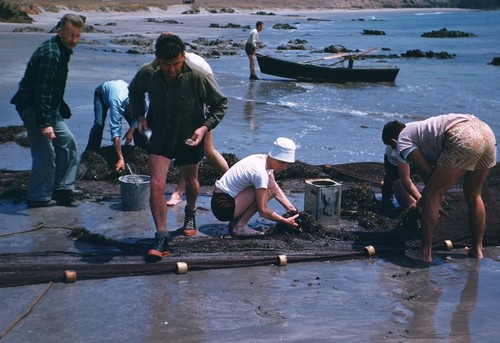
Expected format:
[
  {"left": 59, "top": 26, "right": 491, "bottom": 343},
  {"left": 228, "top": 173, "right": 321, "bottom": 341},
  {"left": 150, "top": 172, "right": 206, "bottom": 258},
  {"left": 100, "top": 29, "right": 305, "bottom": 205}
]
[{"left": 438, "top": 118, "right": 497, "bottom": 171}]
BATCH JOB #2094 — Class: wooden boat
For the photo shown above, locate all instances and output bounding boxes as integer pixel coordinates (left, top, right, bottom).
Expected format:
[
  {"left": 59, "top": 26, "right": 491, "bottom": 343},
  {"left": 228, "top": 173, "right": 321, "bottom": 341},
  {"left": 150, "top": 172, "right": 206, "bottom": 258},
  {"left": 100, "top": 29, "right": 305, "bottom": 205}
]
[{"left": 256, "top": 53, "right": 399, "bottom": 83}]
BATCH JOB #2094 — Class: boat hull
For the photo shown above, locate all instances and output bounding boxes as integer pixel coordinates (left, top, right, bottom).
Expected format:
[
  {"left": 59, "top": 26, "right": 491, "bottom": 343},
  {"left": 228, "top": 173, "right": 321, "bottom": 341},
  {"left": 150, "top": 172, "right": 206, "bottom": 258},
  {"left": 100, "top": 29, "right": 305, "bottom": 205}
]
[{"left": 256, "top": 54, "right": 399, "bottom": 83}]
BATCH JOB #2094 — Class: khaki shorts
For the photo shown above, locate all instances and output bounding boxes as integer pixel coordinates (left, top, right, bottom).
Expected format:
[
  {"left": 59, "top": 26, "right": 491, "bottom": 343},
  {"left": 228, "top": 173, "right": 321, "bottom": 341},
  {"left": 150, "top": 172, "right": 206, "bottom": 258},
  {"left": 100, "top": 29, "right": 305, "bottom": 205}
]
[{"left": 438, "top": 118, "right": 497, "bottom": 171}]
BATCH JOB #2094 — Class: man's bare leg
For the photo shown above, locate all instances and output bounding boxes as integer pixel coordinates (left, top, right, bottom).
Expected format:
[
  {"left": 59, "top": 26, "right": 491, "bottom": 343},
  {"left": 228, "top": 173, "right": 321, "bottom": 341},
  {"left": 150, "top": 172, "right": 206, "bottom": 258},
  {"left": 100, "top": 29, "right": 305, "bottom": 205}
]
[
  {"left": 204, "top": 130, "right": 229, "bottom": 174},
  {"left": 167, "top": 131, "right": 227, "bottom": 207},
  {"left": 463, "top": 168, "right": 490, "bottom": 259},
  {"left": 230, "top": 182, "right": 279, "bottom": 236},
  {"left": 182, "top": 164, "right": 199, "bottom": 211},
  {"left": 248, "top": 54, "right": 256, "bottom": 77},
  {"left": 228, "top": 186, "right": 260, "bottom": 236},
  {"left": 147, "top": 154, "right": 172, "bottom": 258},
  {"left": 406, "top": 167, "right": 463, "bottom": 263},
  {"left": 180, "top": 164, "right": 200, "bottom": 236},
  {"left": 148, "top": 154, "right": 171, "bottom": 233}
]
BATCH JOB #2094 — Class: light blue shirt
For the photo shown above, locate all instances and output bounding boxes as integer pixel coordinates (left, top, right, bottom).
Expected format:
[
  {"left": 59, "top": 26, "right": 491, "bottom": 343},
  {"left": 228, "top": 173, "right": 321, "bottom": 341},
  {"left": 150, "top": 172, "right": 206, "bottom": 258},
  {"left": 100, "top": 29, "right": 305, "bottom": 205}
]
[{"left": 100, "top": 79, "right": 135, "bottom": 141}]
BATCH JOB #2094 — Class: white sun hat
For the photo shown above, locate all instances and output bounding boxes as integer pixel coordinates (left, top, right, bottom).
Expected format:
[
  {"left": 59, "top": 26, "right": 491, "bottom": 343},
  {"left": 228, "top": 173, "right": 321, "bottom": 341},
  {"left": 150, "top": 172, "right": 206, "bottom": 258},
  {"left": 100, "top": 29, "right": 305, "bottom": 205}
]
[{"left": 269, "top": 137, "right": 296, "bottom": 163}]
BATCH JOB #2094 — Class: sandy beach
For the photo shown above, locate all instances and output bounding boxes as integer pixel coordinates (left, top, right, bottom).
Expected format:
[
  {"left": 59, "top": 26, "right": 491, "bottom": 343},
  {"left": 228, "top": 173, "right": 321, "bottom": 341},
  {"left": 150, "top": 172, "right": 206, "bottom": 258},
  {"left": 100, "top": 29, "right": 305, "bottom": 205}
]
[
  {"left": 11, "top": 0, "right": 472, "bottom": 13},
  {"left": 6, "top": 0, "right": 492, "bottom": 23},
  {"left": 1, "top": 5, "right": 499, "bottom": 342}
]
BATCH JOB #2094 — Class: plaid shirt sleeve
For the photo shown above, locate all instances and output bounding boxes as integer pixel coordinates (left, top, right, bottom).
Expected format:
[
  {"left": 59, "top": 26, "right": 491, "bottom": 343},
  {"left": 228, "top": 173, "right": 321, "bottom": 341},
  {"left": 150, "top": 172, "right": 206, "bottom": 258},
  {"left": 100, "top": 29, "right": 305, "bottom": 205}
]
[{"left": 30, "top": 37, "right": 70, "bottom": 128}]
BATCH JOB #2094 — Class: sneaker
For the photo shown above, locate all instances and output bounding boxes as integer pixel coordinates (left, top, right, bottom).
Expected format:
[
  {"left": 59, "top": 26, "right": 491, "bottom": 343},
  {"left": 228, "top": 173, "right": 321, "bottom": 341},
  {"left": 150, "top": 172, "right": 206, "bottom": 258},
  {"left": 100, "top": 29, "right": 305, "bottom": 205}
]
[
  {"left": 249, "top": 74, "right": 259, "bottom": 80},
  {"left": 147, "top": 232, "right": 171, "bottom": 258},
  {"left": 27, "top": 199, "right": 57, "bottom": 208},
  {"left": 182, "top": 206, "right": 197, "bottom": 236}
]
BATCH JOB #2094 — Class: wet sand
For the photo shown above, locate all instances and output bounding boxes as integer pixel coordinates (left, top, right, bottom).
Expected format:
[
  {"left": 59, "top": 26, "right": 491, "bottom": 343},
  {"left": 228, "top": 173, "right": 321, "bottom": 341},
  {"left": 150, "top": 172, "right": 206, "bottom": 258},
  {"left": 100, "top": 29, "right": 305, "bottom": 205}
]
[{"left": 1, "top": 175, "right": 499, "bottom": 342}]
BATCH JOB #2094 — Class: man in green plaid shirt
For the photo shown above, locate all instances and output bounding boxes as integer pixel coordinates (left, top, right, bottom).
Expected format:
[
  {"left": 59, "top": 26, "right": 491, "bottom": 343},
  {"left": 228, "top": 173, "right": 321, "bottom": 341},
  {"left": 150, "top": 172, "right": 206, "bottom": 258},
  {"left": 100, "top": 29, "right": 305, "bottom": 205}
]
[{"left": 11, "top": 14, "right": 85, "bottom": 208}]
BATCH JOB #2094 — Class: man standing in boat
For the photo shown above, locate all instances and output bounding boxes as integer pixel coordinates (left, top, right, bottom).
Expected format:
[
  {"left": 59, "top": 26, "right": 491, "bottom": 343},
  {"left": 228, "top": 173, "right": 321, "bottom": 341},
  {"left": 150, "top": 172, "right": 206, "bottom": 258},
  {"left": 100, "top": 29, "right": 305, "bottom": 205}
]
[{"left": 245, "top": 21, "right": 264, "bottom": 80}]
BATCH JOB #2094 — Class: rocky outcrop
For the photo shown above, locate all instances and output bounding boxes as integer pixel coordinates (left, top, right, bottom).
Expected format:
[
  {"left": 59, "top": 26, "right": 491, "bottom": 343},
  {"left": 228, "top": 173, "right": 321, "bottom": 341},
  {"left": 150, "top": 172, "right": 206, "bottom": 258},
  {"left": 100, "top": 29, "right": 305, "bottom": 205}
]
[
  {"left": 13, "top": 26, "right": 44, "bottom": 32},
  {"left": 209, "top": 22, "right": 250, "bottom": 29},
  {"left": 401, "top": 49, "right": 456, "bottom": 59},
  {"left": 0, "top": 1, "right": 32, "bottom": 23},
  {"left": 421, "top": 28, "right": 476, "bottom": 38},
  {"left": 273, "top": 23, "right": 298, "bottom": 30},
  {"left": 277, "top": 39, "right": 310, "bottom": 51},
  {"left": 489, "top": 57, "right": 500, "bottom": 66},
  {"left": 362, "top": 29, "right": 386, "bottom": 35}
]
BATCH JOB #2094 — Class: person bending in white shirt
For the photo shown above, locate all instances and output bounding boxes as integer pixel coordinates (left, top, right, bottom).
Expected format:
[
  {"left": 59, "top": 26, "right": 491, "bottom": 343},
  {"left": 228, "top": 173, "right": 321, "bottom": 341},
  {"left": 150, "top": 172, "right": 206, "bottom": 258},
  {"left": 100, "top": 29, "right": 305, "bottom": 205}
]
[{"left": 211, "top": 137, "right": 299, "bottom": 237}]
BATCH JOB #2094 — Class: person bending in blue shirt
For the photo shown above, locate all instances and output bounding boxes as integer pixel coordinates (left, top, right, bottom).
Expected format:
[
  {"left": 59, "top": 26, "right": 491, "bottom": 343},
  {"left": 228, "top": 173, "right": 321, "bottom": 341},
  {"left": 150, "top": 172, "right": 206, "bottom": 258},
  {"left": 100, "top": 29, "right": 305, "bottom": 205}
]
[{"left": 85, "top": 79, "right": 146, "bottom": 171}]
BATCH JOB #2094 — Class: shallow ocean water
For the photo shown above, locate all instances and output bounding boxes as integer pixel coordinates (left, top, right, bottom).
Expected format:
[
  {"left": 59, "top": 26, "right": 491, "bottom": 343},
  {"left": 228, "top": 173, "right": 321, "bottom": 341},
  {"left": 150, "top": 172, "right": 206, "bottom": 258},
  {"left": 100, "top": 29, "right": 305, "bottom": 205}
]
[{"left": 0, "top": 8, "right": 498, "bottom": 167}]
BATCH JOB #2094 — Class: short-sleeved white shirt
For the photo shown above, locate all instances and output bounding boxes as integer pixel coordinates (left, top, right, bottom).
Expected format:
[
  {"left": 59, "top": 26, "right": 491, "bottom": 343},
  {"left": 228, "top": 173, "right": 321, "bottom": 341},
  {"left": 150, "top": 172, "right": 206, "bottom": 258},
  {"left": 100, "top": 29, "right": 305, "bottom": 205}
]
[{"left": 215, "top": 154, "right": 270, "bottom": 198}]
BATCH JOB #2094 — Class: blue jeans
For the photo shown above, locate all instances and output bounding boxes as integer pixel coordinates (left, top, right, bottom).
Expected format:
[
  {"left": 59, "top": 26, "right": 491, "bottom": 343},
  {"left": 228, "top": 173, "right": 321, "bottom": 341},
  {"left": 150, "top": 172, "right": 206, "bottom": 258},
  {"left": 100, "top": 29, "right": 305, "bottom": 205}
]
[
  {"left": 86, "top": 85, "right": 108, "bottom": 151},
  {"left": 86, "top": 85, "right": 146, "bottom": 151},
  {"left": 19, "top": 107, "right": 78, "bottom": 201}
]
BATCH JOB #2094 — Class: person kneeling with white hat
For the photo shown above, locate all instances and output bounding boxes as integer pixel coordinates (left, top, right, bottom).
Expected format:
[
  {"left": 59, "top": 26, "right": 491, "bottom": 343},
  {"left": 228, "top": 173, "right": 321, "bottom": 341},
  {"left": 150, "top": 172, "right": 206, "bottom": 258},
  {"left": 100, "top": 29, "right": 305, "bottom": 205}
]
[{"left": 211, "top": 137, "right": 300, "bottom": 237}]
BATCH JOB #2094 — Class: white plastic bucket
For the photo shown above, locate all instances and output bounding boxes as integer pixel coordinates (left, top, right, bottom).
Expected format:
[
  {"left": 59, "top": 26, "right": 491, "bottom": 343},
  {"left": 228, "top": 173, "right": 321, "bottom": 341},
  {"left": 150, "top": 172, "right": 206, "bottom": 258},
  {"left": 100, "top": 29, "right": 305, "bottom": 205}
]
[{"left": 118, "top": 175, "right": 150, "bottom": 211}]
